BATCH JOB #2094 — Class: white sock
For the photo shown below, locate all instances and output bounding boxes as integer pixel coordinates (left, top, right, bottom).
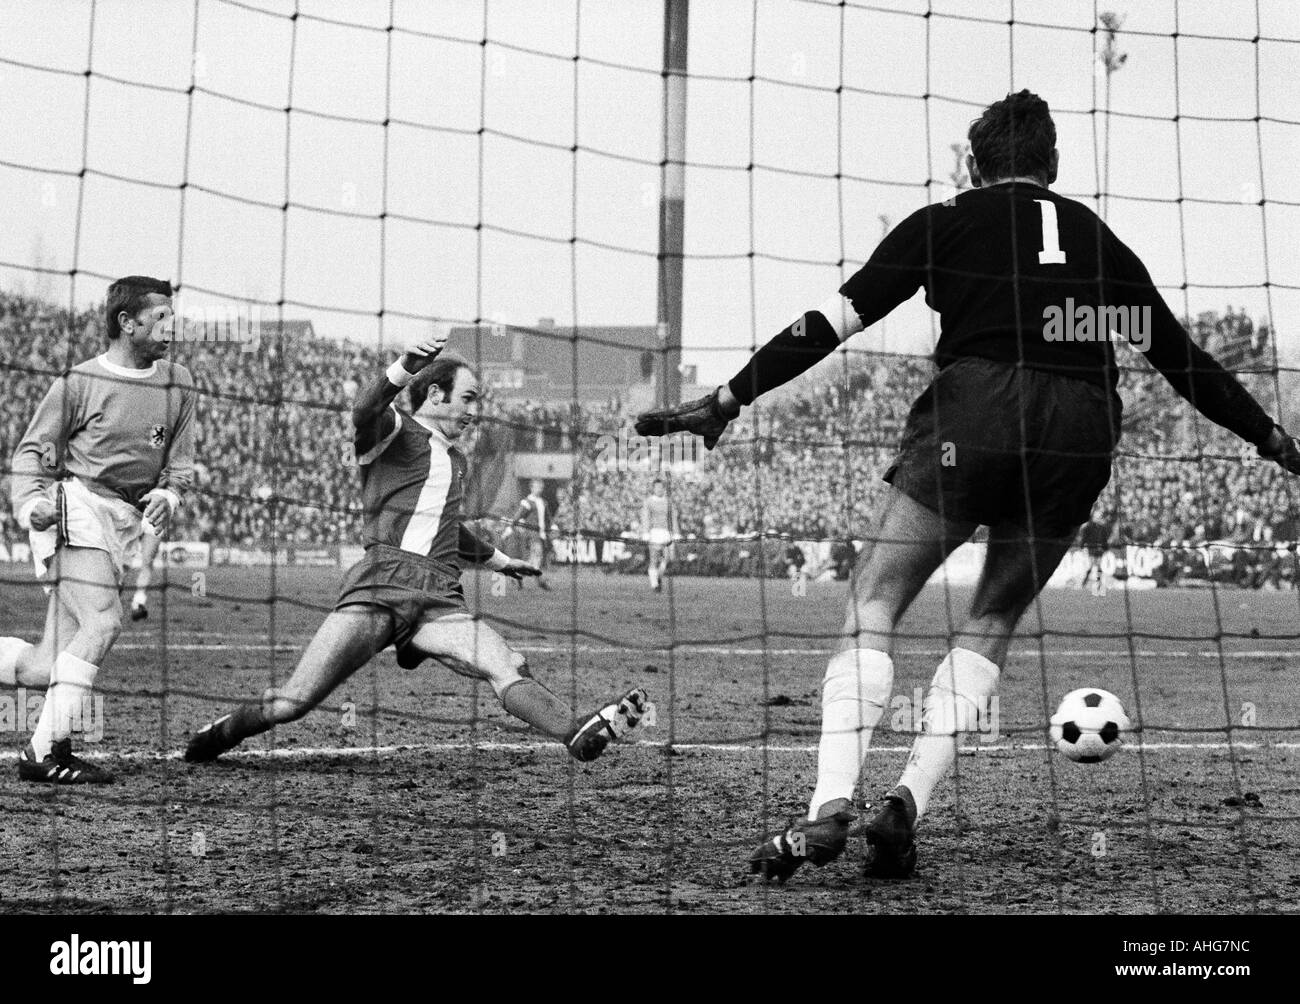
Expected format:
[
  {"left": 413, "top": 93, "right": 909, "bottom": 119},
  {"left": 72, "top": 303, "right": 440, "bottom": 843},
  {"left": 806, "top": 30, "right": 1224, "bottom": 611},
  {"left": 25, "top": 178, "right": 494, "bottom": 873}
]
[
  {"left": 808, "top": 648, "right": 894, "bottom": 819},
  {"left": 898, "top": 648, "right": 1000, "bottom": 820},
  {"left": 0, "top": 637, "right": 34, "bottom": 687},
  {"left": 30, "top": 651, "right": 98, "bottom": 759},
  {"left": 648, "top": 567, "right": 658, "bottom": 589},
  {"left": 131, "top": 589, "right": 148, "bottom": 608}
]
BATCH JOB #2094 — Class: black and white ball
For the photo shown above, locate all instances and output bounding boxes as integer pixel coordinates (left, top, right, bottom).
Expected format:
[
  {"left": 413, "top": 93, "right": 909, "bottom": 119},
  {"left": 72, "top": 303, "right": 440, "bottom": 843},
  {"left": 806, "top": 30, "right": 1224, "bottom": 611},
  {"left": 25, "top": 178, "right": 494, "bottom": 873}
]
[{"left": 1050, "top": 688, "right": 1130, "bottom": 763}]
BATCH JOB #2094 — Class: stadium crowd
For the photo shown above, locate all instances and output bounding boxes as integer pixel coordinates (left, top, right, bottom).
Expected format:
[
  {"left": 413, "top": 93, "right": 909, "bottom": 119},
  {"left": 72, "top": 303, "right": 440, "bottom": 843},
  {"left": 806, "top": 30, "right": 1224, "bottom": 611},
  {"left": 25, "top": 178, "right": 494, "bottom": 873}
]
[{"left": 2, "top": 290, "right": 1295, "bottom": 587}]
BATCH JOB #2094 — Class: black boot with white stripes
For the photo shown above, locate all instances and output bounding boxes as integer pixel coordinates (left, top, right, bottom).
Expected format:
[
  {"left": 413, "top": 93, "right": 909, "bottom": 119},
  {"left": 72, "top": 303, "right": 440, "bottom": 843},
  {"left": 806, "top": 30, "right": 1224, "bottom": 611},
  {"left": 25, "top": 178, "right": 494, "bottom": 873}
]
[{"left": 17, "top": 738, "right": 115, "bottom": 785}]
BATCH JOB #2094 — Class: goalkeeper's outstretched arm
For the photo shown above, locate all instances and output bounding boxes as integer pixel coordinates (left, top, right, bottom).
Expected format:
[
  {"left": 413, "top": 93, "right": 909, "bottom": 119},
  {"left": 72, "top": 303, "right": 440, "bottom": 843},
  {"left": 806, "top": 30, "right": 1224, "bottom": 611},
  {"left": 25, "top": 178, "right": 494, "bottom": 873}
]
[
  {"left": 636, "top": 212, "right": 928, "bottom": 448},
  {"left": 720, "top": 294, "right": 866, "bottom": 411},
  {"left": 1109, "top": 237, "right": 1300, "bottom": 475},
  {"left": 634, "top": 294, "right": 867, "bottom": 449}
]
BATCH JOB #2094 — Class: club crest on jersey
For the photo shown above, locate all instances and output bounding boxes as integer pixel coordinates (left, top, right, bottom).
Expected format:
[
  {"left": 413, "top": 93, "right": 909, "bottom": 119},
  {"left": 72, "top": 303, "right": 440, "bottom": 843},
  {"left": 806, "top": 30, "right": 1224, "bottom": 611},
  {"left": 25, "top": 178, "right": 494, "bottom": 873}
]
[{"left": 149, "top": 425, "right": 167, "bottom": 448}]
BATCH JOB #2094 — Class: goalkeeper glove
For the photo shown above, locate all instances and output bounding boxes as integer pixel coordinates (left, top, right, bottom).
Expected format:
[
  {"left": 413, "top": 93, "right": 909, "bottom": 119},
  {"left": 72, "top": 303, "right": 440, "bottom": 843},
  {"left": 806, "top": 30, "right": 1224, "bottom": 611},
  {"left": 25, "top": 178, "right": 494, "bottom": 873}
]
[
  {"left": 1258, "top": 424, "right": 1300, "bottom": 475},
  {"left": 634, "top": 387, "right": 739, "bottom": 451}
]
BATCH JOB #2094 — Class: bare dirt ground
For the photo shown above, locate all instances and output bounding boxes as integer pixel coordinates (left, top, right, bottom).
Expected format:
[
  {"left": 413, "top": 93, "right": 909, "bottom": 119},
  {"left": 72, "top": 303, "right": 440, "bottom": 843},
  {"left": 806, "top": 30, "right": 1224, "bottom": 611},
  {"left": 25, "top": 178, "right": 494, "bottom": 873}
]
[{"left": 1, "top": 564, "right": 1297, "bottom": 913}]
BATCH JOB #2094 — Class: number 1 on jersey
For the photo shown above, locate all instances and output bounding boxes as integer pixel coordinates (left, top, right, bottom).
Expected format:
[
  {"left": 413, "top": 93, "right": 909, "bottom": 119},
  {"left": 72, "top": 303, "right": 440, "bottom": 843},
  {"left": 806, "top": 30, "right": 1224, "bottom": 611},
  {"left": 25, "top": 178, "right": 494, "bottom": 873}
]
[{"left": 1035, "top": 199, "right": 1067, "bottom": 265}]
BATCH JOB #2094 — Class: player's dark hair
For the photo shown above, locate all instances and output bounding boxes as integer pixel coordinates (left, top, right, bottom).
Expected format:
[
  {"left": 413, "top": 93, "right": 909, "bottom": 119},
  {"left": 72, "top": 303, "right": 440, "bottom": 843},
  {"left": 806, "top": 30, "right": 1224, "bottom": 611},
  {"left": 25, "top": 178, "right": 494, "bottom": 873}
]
[
  {"left": 409, "top": 353, "right": 476, "bottom": 413},
  {"left": 967, "top": 90, "right": 1056, "bottom": 185},
  {"left": 105, "top": 275, "right": 173, "bottom": 340}
]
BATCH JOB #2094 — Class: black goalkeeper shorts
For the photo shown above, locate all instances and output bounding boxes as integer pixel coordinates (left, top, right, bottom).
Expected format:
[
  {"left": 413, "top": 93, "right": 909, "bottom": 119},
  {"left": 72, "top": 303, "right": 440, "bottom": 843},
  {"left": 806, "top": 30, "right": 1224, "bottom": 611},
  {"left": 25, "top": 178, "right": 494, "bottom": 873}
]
[
  {"left": 335, "top": 544, "right": 467, "bottom": 668},
  {"left": 884, "top": 356, "right": 1121, "bottom": 538}
]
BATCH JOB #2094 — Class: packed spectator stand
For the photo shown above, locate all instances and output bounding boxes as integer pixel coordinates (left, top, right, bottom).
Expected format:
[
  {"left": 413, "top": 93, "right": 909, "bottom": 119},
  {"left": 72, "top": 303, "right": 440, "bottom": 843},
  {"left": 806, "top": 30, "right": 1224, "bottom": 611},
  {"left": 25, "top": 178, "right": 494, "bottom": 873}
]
[{"left": 2, "top": 291, "right": 1295, "bottom": 588}]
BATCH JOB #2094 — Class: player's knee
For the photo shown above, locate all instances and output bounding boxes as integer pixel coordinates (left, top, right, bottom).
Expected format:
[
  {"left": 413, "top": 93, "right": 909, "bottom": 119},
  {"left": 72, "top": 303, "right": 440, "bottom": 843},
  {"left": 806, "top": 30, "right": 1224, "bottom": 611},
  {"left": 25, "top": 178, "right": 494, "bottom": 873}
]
[
  {"left": 966, "top": 590, "right": 1026, "bottom": 627},
  {"left": 263, "top": 686, "right": 311, "bottom": 725},
  {"left": 849, "top": 561, "right": 912, "bottom": 616},
  {"left": 485, "top": 651, "right": 528, "bottom": 698},
  {"left": 82, "top": 610, "right": 122, "bottom": 649}
]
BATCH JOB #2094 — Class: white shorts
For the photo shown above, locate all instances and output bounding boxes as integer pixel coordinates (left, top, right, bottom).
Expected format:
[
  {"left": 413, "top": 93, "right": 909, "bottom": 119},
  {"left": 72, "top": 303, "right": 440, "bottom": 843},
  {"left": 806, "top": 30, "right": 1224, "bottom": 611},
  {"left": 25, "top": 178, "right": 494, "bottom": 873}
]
[
  {"left": 647, "top": 528, "right": 672, "bottom": 547},
  {"left": 29, "top": 479, "right": 145, "bottom": 585}
]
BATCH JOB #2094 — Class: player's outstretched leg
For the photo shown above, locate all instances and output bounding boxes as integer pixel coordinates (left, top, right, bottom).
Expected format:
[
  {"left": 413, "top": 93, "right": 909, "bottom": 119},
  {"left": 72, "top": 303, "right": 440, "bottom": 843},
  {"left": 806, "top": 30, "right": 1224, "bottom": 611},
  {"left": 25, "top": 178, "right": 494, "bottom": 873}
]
[
  {"left": 868, "top": 525, "right": 1073, "bottom": 878},
  {"left": 1, "top": 590, "right": 79, "bottom": 691},
  {"left": 0, "top": 636, "right": 35, "bottom": 688},
  {"left": 186, "top": 607, "right": 392, "bottom": 762},
  {"left": 406, "top": 613, "right": 648, "bottom": 762}
]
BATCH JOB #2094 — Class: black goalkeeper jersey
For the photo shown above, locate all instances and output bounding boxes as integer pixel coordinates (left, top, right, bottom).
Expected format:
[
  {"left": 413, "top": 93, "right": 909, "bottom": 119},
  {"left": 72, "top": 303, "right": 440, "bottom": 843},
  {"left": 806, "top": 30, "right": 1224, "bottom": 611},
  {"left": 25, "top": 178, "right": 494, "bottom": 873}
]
[{"left": 838, "top": 182, "right": 1274, "bottom": 446}]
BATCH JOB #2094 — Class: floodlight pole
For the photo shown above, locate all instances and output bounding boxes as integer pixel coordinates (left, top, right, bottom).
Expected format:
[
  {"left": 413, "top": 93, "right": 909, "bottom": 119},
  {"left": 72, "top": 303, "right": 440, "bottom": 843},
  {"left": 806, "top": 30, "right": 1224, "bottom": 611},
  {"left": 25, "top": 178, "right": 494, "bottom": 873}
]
[{"left": 657, "top": 0, "right": 688, "bottom": 406}]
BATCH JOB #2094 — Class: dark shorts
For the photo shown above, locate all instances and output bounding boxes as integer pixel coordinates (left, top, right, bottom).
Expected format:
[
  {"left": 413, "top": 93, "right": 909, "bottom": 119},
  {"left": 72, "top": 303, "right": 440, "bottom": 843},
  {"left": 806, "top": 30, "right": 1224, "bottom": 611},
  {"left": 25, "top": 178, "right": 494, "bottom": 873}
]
[
  {"left": 884, "top": 357, "right": 1121, "bottom": 538},
  {"left": 334, "top": 544, "right": 466, "bottom": 669}
]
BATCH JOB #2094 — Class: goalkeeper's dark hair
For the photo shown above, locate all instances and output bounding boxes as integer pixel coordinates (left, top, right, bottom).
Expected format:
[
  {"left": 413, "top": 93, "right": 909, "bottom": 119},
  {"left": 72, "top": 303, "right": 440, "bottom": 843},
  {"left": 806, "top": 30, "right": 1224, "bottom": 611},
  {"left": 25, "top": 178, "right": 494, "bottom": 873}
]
[
  {"left": 105, "top": 275, "right": 173, "bottom": 340},
  {"left": 967, "top": 89, "right": 1056, "bottom": 185},
  {"left": 409, "top": 353, "right": 476, "bottom": 413}
]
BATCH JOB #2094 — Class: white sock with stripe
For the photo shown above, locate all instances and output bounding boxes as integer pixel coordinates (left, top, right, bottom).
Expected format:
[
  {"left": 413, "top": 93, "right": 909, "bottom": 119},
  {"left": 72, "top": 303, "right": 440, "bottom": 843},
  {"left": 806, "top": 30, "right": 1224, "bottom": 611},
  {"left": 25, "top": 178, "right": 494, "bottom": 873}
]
[
  {"left": 897, "top": 648, "right": 1000, "bottom": 820},
  {"left": 0, "top": 637, "right": 34, "bottom": 687},
  {"left": 30, "top": 652, "right": 99, "bottom": 759},
  {"left": 808, "top": 648, "right": 894, "bottom": 819}
]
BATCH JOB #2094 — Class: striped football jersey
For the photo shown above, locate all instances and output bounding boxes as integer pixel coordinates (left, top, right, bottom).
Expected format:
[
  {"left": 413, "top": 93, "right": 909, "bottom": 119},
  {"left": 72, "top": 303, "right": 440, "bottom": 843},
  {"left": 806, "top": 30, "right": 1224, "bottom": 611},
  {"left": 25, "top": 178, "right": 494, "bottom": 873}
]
[{"left": 354, "top": 404, "right": 491, "bottom": 568}]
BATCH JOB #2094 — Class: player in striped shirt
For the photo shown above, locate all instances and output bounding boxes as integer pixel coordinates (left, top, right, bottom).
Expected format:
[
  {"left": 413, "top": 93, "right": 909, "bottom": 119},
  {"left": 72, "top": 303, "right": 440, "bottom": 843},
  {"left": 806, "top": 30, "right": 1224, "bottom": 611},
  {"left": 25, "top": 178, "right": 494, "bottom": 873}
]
[
  {"left": 186, "top": 333, "right": 648, "bottom": 764},
  {"left": 1, "top": 276, "right": 195, "bottom": 784}
]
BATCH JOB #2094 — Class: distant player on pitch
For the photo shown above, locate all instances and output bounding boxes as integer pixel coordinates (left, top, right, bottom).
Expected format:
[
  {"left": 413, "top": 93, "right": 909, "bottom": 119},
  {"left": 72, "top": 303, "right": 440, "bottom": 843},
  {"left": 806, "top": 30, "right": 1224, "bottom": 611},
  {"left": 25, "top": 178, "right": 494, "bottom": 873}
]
[
  {"left": 637, "top": 91, "right": 1300, "bottom": 880},
  {"left": 1, "top": 276, "right": 194, "bottom": 784},
  {"left": 128, "top": 526, "right": 163, "bottom": 620},
  {"left": 186, "top": 332, "right": 647, "bottom": 764},
  {"left": 641, "top": 477, "right": 678, "bottom": 592},
  {"left": 511, "top": 479, "right": 550, "bottom": 590}
]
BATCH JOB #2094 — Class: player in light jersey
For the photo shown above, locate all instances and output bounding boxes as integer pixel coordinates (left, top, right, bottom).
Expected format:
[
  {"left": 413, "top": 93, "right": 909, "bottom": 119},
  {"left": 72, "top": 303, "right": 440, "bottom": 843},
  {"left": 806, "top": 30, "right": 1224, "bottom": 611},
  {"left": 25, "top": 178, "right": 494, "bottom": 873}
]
[
  {"left": 1, "top": 276, "right": 195, "bottom": 784},
  {"left": 641, "top": 478, "right": 677, "bottom": 592},
  {"left": 186, "top": 333, "right": 648, "bottom": 763}
]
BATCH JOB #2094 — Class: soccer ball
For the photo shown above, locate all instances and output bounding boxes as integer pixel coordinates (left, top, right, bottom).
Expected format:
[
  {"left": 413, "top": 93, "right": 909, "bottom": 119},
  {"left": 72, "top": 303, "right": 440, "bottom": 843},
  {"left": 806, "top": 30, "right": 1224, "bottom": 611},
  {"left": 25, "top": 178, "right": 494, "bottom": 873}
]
[{"left": 1050, "top": 688, "right": 1130, "bottom": 763}]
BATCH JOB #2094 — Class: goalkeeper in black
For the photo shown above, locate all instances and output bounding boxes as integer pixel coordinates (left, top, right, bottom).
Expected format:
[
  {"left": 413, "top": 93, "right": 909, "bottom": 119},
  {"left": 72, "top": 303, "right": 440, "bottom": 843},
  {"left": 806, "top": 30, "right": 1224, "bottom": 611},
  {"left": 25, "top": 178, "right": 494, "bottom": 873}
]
[{"left": 636, "top": 89, "right": 1300, "bottom": 882}]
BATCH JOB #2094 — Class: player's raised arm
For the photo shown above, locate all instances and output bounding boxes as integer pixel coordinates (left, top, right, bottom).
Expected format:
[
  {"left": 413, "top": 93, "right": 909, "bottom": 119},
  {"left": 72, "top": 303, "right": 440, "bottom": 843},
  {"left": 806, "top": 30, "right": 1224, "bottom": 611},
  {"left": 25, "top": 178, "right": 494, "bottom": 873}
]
[
  {"left": 635, "top": 212, "right": 928, "bottom": 449},
  {"left": 352, "top": 328, "right": 449, "bottom": 462},
  {"left": 10, "top": 373, "right": 79, "bottom": 531},
  {"left": 1109, "top": 237, "right": 1300, "bottom": 474}
]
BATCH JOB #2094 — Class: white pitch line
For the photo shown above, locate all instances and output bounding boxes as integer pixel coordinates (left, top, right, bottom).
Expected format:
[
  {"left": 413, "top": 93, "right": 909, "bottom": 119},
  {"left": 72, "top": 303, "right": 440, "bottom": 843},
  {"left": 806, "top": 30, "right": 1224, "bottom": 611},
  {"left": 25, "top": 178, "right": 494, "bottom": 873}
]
[
  {"left": 0, "top": 739, "right": 1296, "bottom": 764},
  {"left": 109, "top": 641, "right": 1298, "bottom": 660}
]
